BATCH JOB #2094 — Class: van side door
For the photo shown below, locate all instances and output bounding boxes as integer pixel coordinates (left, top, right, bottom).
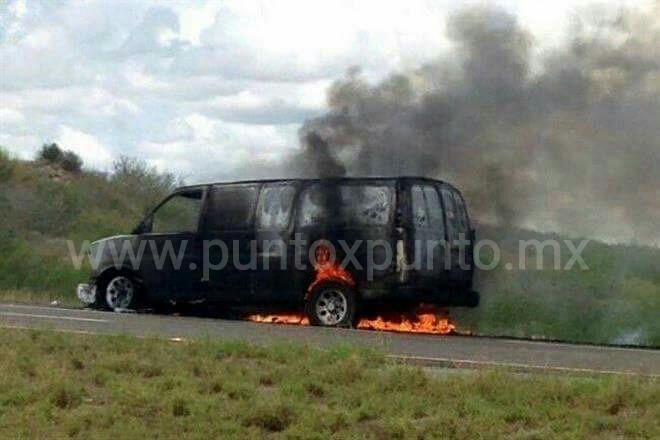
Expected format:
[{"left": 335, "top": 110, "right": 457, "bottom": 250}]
[
  {"left": 409, "top": 182, "right": 448, "bottom": 288},
  {"left": 139, "top": 188, "right": 206, "bottom": 302},
  {"left": 201, "top": 184, "right": 259, "bottom": 302},
  {"left": 439, "top": 184, "right": 474, "bottom": 288},
  {"left": 295, "top": 181, "right": 396, "bottom": 291},
  {"left": 254, "top": 182, "right": 299, "bottom": 302}
]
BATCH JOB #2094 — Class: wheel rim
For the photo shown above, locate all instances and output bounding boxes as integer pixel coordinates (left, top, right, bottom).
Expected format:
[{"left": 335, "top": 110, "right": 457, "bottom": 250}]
[
  {"left": 315, "top": 289, "right": 348, "bottom": 325},
  {"left": 105, "top": 276, "right": 134, "bottom": 310}
]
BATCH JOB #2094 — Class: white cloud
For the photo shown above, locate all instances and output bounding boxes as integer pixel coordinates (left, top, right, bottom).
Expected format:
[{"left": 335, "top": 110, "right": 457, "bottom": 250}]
[
  {"left": 56, "top": 125, "right": 113, "bottom": 169},
  {"left": 178, "top": 1, "right": 222, "bottom": 45},
  {"left": 141, "top": 113, "right": 298, "bottom": 181},
  {"left": 8, "top": 0, "right": 26, "bottom": 18},
  {"left": 1, "top": 0, "right": 650, "bottom": 181},
  {"left": 0, "top": 133, "right": 40, "bottom": 160},
  {"left": 0, "top": 107, "right": 25, "bottom": 125}
]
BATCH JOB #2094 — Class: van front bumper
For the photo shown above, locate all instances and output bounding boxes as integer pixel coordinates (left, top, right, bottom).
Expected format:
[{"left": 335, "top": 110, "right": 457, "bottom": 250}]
[{"left": 76, "top": 283, "right": 97, "bottom": 304}]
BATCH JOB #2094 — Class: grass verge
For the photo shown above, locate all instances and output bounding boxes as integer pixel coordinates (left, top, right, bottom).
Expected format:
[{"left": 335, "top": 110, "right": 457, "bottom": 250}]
[
  {"left": 0, "top": 290, "right": 80, "bottom": 307},
  {"left": 0, "top": 329, "right": 658, "bottom": 438}
]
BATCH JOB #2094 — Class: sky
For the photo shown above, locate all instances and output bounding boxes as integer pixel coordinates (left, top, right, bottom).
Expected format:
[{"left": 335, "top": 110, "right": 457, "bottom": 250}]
[{"left": 0, "top": 0, "right": 654, "bottom": 182}]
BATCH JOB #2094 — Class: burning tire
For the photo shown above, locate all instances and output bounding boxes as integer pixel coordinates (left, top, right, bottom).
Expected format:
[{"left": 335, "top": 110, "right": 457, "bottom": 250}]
[{"left": 305, "top": 281, "right": 357, "bottom": 328}]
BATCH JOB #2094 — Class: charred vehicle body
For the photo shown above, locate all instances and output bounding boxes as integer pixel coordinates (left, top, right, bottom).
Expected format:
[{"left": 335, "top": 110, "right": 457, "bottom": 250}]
[{"left": 77, "top": 177, "right": 479, "bottom": 327}]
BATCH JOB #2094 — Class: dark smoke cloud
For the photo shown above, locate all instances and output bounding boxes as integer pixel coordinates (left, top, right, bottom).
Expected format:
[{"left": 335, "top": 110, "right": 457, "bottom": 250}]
[
  {"left": 293, "top": 4, "right": 660, "bottom": 244},
  {"left": 293, "top": 131, "right": 346, "bottom": 178}
]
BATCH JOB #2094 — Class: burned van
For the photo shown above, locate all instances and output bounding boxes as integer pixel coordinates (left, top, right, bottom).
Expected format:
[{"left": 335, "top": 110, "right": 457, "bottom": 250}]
[{"left": 77, "top": 177, "right": 479, "bottom": 327}]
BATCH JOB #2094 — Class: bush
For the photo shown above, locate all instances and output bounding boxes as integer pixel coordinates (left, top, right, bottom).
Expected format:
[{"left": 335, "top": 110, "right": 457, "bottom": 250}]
[
  {"left": 111, "top": 156, "right": 177, "bottom": 216},
  {"left": 0, "top": 148, "right": 13, "bottom": 182},
  {"left": 61, "top": 151, "right": 83, "bottom": 173},
  {"left": 37, "top": 143, "right": 83, "bottom": 173},
  {"left": 38, "top": 143, "right": 64, "bottom": 164}
]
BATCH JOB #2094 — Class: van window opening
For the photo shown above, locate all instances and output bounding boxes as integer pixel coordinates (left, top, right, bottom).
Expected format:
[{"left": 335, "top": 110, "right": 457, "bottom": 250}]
[
  {"left": 151, "top": 190, "right": 203, "bottom": 234},
  {"left": 206, "top": 185, "right": 259, "bottom": 232},
  {"left": 257, "top": 184, "right": 296, "bottom": 230},
  {"left": 298, "top": 183, "right": 394, "bottom": 227}
]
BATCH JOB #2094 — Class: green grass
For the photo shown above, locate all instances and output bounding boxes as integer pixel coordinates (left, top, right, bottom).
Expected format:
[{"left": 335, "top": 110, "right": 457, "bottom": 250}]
[
  {"left": 0, "top": 156, "right": 173, "bottom": 304},
  {"left": 454, "top": 229, "right": 660, "bottom": 346},
  {"left": 0, "top": 329, "right": 658, "bottom": 438}
]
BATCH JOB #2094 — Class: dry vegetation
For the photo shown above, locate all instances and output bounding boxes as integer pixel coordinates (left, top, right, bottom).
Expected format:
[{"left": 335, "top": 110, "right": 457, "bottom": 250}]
[{"left": 0, "top": 328, "right": 658, "bottom": 438}]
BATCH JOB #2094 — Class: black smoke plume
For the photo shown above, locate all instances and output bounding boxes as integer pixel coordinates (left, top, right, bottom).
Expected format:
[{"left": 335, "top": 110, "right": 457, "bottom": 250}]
[
  {"left": 293, "top": 131, "right": 346, "bottom": 178},
  {"left": 293, "top": 4, "right": 660, "bottom": 244}
]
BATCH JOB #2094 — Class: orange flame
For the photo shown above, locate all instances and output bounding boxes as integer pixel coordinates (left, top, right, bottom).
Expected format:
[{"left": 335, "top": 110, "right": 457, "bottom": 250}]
[
  {"left": 307, "top": 245, "right": 356, "bottom": 295},
  {"left": 246, "top": 314, "right": 309, "bottom": 325},
  {"left": 246, "top": 244, "right": 455, "bottom": 335},
  {"left": 246, "top": 304, "right": 455, "bottom": 335},
  {"left": 357, "top": 305, "right": 456, "bottom": 335}
]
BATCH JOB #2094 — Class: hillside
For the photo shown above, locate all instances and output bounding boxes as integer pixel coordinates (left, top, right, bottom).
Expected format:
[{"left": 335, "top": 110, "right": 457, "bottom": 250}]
[
  {"left": 0, "top": 153, "right": 175, "bottom": 302},
  {"left": 1, "top": 151, "right": 658, "bottom": 346}
]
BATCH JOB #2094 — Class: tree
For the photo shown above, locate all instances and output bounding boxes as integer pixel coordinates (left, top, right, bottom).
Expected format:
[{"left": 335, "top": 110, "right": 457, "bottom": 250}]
[
  {"left": 36, "top": 142, "right": 83, "bottom": 173},
  {"left": 61, "top": 151, "right": 83, "bottom": 173},
  {"left": 0, "top": 148, "right": 13, "bottom": 182},
  {"left": 111, "top": 156, "right": 178, "bottom": 215},
  {"left": 38, "top": 143, "right": 64, "bottom": 164}
]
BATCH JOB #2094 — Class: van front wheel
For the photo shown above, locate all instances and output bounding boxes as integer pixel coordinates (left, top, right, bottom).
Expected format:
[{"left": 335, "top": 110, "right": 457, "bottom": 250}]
[
  {"left": 96, "top": 273, "right": 138, "bottom": 311},
  {"left": 305, "top": 282, "right": 357, "bottom": 328}
]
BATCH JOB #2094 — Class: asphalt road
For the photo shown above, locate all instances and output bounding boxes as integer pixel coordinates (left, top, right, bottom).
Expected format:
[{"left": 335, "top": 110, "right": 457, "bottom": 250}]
[{"left": 1, "top": 303, "right": 658, "bottom": 376}]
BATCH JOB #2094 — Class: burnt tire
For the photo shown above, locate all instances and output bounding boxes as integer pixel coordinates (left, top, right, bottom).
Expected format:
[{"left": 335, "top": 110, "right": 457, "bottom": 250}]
[
  {"left": 95, "top": 273, "right": 139, "bottom": 311},
  {"left": 305, "top": 281, "right": 357, "bottom": 328}
]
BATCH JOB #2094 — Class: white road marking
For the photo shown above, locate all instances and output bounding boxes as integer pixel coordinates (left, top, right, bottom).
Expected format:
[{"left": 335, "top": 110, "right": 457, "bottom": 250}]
[
  {"left": 0, "top": 303, "right": 86, "bottom": 313},
  {"left": 0, "top": 324, "right": 186, "bottom": 343},
  {"left": 386, "top": 354, "right": 659, "bottom": 377},
  {"left": 0, "top": 303, "right": 657, "bottom": 376},
  {"left": 0, "top": 320, "right": 655, "bottom": 377},
  {"left": 0, "top": 311, "right": 110, "bottom": 323}
]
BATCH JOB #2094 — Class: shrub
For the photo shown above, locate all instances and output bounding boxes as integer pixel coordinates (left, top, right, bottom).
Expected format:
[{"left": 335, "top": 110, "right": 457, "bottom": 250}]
[
  {"left": 242, "top": 402, "right": 295, "bottom": 432},
  {"left": 111, "top": 156, "right": 177, "bottom": 216},
  {"left": 0, "top": 148, "right": 13, "bottom": 182},
  {"left": 61, "top": 151, "right": 83, "bottom": 173},
  {"left": 50, "top": 382, "right": 83, "bottom": 409},
  {"left": 37, "top": 143, "right": 83, "bottom": 173},
  {"left": 38, "top": 143, "right": 64, "bottom": 164},
  {"left": 171, "top": 398, "right": 190, "bottom": 417}
]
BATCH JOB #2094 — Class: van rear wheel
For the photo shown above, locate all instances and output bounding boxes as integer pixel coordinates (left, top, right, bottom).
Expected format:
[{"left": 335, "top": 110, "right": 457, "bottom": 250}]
[{"left": 305, "top": 282, "right": 357, "bottom": 328}]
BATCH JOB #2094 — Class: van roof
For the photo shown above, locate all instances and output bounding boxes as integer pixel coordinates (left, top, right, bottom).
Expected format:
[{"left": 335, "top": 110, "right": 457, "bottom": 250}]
[
  {"left": 176, "top": 176, "right": 438, "bottom": 190},
  {"left": 174, "top": 176, "right": 459, "bottom": 192}
]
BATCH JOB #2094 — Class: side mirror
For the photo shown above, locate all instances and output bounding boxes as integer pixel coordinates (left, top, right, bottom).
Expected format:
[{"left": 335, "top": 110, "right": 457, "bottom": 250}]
[
  {"left": 132, "top": 218, "right": 150, "bottom": 235},
  {"left": 131, "top": 222, "right": 144, "bottom": 235}
]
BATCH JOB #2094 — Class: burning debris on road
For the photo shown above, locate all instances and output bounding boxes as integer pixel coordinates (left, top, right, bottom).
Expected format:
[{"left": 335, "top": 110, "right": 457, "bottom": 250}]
[
  {"left": 247, "top": 304, "right": 457, "bottom": 336},
  {"left": 245, "top": 244, "right": 457, "bottom": 334}
]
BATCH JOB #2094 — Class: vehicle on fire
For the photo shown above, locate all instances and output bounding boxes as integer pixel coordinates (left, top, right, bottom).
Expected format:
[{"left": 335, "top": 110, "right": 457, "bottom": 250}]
[{"left": 77, "top": 177, "right": 479, "bottom": 327}]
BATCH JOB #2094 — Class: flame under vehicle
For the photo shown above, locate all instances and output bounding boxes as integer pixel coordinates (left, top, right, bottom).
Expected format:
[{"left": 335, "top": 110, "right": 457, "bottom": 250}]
[{"left": 77, "top": 177, "right": 479, "bottom": 327}]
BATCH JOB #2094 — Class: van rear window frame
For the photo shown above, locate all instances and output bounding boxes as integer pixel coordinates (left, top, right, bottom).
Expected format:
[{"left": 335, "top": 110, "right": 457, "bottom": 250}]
[{"left": 295, "top": 180, "right": 396, "bottom": 229}]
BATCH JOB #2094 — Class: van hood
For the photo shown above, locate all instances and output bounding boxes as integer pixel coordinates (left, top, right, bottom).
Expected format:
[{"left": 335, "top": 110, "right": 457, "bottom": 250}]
[
  {"left": 91, "top": 234, "right": 136, "bottom": 246},
  {"left": 89, "top": 235, "right": 139, "bottom": 276},
  {"left": 90, "top": 234, "right": 137, "bottom": 253}
]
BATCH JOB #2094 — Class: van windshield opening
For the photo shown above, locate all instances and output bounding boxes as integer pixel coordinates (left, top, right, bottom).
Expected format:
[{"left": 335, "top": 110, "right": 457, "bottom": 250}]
[
  {"left": 150, "top": 190, "right": 203, "bottom": 234},
  {"left": 298, "top": 183, "right": 394, "bottom": 227}
]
